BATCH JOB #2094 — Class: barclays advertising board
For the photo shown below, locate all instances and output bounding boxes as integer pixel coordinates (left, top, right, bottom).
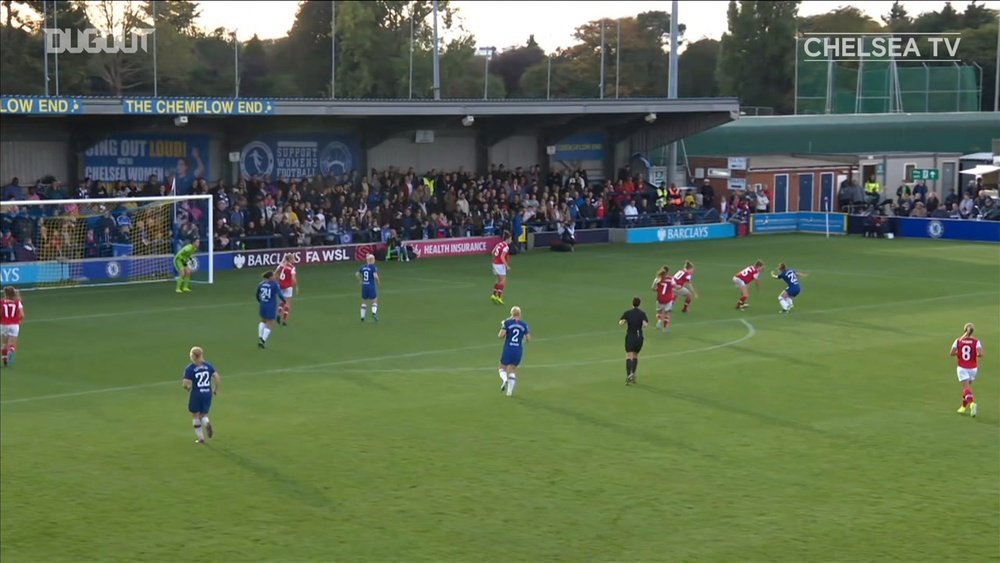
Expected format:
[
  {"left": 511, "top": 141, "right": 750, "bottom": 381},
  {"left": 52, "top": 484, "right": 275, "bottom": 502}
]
[
  {"left": 897, "top": 217, "right": 1000, "bottom": 243},
  {"left": 626, "top": 223, "right": 736, "bottom": 244}
]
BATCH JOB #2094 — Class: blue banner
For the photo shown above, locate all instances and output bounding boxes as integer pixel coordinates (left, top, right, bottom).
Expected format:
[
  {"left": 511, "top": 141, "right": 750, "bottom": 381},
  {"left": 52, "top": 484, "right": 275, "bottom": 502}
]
[
  {"left": 897, "top": 217, "right": 1000, "bottom": 243},
  {"left": 750, "top": 213, "right": 799, "bottom": 234},
  {"left": 626, "top": 223, "right": 736, "bottom": 244},
  {"left": 83, "top": 134, "right": 211, "bottom": 193},
  {"left": 0, "top": 96, "right": 84, "bottom": 115},
  {"left": 1, "top": 263, "right": 71, "bottom": 285},
  {"left": 122, "top": 98, "right": 275, "bottom": 115},
  {"left": 750, "top": 212, "right": 847, "bottom": 235},
  {"left": 240, "top": 135, "right": 360, "bottom": 180},
  {"left": 553, "top": 132, "right": 606, "bottom": 161},
  {"left": 798, "top": 212, "right": 847, "bottom": 234}
]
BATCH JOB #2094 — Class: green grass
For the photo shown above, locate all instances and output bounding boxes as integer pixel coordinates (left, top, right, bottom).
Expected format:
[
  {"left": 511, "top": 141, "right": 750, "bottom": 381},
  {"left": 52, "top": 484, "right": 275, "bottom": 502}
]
[{"left": 2, "top": 234, "right": 998, "bottom": 562}]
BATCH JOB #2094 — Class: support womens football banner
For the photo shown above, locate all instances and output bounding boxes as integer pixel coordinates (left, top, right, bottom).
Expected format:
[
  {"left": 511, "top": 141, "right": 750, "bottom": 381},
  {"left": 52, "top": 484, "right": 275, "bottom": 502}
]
[
  {"left": 239, "top": 135, "right": 360, "bottom": 181},
  {"left": 83, "top": 134, "right": 210, "bottom": 194}
]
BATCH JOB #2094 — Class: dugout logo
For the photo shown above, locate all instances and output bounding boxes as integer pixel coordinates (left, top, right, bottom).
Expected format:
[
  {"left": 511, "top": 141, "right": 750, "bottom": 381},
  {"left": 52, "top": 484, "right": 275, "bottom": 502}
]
[
  {"left": 240, "top": 141, "right": 275, "bottom": 178},
  {"left": 928, "top": 220, "right": 944, "bottom": 239},
  {"left": 105, "top": 261, "right": 121, "bottom": 278}
]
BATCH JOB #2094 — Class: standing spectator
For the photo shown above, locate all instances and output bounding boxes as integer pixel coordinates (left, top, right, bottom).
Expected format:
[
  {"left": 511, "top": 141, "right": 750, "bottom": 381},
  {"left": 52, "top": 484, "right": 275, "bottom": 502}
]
[
  {"left": 959, "top": 192, "right": 975, "bottom": 218},
  {"left": 700, "top": 179, "right": 715, "bottom": 210},
  {"left": 1, "top": 177, "right": 21, "bottom": 200},
  {"left": 864, "top": 174, "right": 882, "bottom": 204},
  {"left": 755, "top": 187, "right": 770, "bottom": 213},
  {"left": 912, "top": 179, "right": 927, "bottom": 203}
]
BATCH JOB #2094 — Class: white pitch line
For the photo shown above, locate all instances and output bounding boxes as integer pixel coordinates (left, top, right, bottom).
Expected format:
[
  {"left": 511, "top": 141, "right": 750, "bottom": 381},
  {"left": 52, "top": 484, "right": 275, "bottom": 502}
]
[
  {"left": 1, "top": 290, "right": 992, "bottom": 405},
  {"left": 317, "top": 319, "right": 756, "bottom": 373}
]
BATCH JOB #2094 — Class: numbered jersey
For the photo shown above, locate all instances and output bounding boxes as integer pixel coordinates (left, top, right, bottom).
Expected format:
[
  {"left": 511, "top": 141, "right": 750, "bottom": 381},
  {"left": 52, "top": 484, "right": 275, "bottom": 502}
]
[
  {"left": 654, "top": 277, "right": 675, "bottom": 304},
  {"left": 502, "top": 318, "right": 529, "bottom": 349},
  {"left": 184, "top": 361, "right": 216, "bottom": 395},
  {"left": 0, "top": 298, "right": 23, "bottom": 325},
  {"left": 952, "top": 337, "right": 983, "bottom": 369},
  {"left": 256, "top": 279, "right": 281, "bottom": 306},
  {"left": 492, "top": 242, "right": 509, "bottom": 265},
  {"left": 672, "top": 269, "right": 692, "bottom": 287},
  {"left": 277, "top": 264, "right": 296, "bottom": 290},
  {"left": 736, "top": 265, "right": 761, "bottom": 284}
]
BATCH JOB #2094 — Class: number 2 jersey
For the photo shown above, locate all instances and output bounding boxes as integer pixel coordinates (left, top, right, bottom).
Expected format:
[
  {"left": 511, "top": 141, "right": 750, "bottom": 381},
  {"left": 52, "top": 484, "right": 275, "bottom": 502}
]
[
  {"left": 952, "top": 337, "right": 983, "bottom": 369},
  {"left": 0, "top": 298, "right": 24, "bottom": 325}
]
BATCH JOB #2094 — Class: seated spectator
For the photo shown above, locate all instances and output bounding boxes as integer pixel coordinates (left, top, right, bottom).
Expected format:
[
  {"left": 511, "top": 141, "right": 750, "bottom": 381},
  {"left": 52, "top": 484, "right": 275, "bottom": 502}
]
[
  {"left": 1, "top": 230, "right": 15, "bottom": 262},
  {"left": 911, "top": 201, "right": 927, "bottom": 218},
  {"left": 959, "top": 193, "right": 975, "bottom": 218},
  {"left": 623, "top": 199, "right": 639, "bottom": 224},
  {"left": 925, "top": 192, "right": 940, "bottom": 214},
  {"left": 17, "top": 237, "right": 38, "bottom": 261}
]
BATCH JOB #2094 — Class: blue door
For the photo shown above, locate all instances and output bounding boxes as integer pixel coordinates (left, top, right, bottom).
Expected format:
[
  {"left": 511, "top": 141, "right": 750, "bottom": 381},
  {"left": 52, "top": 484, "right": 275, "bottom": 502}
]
[
  {"left": 774, "top": 174, "right": 788, "bottom": 212},
  {"left": 820, "top": 173, "right": 834, "bottom": 212},
  {"left": 798, "top": 174, "right": 814, "bottom": 211}
]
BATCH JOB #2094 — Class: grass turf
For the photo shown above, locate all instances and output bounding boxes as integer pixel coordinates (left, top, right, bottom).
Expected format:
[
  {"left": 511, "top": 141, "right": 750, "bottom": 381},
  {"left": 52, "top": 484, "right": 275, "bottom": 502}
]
[{"left": 1, "top": 234, "right": 998, "bottom": 562}]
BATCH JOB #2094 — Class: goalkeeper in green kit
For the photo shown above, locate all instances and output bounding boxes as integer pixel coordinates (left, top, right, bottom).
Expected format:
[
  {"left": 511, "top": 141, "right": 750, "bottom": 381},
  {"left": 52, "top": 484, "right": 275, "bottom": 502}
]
[{"left": 174, "top": 239, "right": 200, "bottom": 293}]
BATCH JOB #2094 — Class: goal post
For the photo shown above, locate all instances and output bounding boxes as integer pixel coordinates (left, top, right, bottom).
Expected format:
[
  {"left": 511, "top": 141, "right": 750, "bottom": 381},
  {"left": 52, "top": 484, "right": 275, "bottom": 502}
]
[{"left": 0, "top": 195, "right": 214, "bottom": 290}]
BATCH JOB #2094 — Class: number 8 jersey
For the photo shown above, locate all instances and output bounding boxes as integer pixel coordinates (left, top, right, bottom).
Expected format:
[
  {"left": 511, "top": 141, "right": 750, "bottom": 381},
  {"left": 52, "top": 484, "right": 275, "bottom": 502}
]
[{"left": 952, "top": 337, "right": 983, "bottom": 369}]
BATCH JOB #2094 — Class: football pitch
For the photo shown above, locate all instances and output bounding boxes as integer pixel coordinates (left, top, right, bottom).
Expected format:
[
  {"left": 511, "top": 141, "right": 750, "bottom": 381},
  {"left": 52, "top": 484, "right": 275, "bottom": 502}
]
[{"left": 1, "top": 234, "right": 998, "bottom": 562}]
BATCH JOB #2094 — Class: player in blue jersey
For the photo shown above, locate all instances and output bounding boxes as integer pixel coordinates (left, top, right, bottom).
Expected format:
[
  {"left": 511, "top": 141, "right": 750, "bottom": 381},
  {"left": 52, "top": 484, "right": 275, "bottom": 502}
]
[
  {"left": 257, "top": 271, "right": 286, "bottom": 348},
  {"left": 498, "top": 306, "right": 531, "bottom": 397},
  {"left": 182, "top": 346, "right": 220, "bottom": 444},
  {"left": 772, "top": 262, "right": 808, "bottom": 313},
  {"left": 357, "top": 254, "right": 380, "bottom": 322}
]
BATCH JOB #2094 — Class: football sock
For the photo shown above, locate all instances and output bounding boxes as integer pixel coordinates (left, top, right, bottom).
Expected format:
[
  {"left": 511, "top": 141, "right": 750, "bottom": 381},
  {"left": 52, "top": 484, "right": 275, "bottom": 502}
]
[
  {"left": 182, "top": 275, "right": 191, "bottom": 290},
  {"left": 361, "top": 304, "right": 367, "bottom": 320},
  {"left": 372, "top": 304, "right": 379, "bottom": 316},
  {"left": 201, "top": 416, "right": 210, "bottom": 426},
  {"left": 258, "top": 322, "right": 265, "bottom": 338},
  {"left": 262, "top": 327, "right": 272, "bottom": 342},
  {"left": 492, "top": 284, "right": 500, "bottom": 296},
  {"left": 625, "top": 359, "right": 631, "bottom": 376},
  {"left": 193, "top": 420, "right": 204, "bottom": 440},
  {"left": 499, "top": 369, "right": 508, "bottom": 384},
  {"left": 506, "top": 374, "right": 516, "bottom": 396},
  {"left": 738, "top": 295, "right": 747, "bottom": 306},
  {"left": 497, "top": 282, "right": 505, "bottom": 296},
  {"left": 1, "top": 346, "right": 6, "bottom": 357},
  {"left": 176, "top": 277, "right": 183, "bottom": 291},
  {"left": 963, "top": 386, "right": 974, "bottom": 406},
  {"left": 664, "top": 314, "right": 670, "bottom": 328},
  {"left": 633, "top": 358, "right": 639, "bottom": 374}
]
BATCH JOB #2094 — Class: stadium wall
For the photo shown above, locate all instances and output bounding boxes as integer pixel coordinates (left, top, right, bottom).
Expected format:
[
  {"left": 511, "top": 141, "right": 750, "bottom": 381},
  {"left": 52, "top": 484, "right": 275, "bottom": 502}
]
[
  {"left": 488, "top": 135, "right": 539, "bottom": 171},
  {"left": 0, "top": 121, "right": 72, "bottom": 184},
  {"left": 367, "top": 130, "right": 477, "bottom": 173}
]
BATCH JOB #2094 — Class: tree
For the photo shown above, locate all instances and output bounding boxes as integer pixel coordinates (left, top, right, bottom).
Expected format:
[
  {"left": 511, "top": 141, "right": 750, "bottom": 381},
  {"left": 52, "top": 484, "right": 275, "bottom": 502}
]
[
  {"left": 911, "top": 1, "right": 964, "bottom": 32},
  {"left": 89, "top": 0, "right": 148, "bottom": 95},
  {"left": 678, "top": 39, "right": 720, "bottom": 97},
  {"left": 958, "top": 20, "right": 999, "bottom": 110},
  {"left": 882, "top": 0, "right": 911, "bottom": 31},
  {"left": 962, "top": 0, "right": 998, "bottom": 30},
  {"left": 490, "top": 35, "right": 544, "bottom": 98},
  {"left": 140, "top": 0, "right": 200, "bottom": 96},
  {"left": 717, "top": 0, "right": 800, "bottom": 113},
  {"left": 798, "top": 5, "right": 882, "bottom": 34}
]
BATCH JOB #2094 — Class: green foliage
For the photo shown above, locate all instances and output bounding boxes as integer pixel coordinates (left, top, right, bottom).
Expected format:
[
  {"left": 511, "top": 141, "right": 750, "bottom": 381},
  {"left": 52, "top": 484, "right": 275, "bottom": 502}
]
[
  {"left": 678, "top": 39, "right": 720, "bottom": 97},
  {"left": 718, "top": 0, "right": 800, "bottom": 113},
  {"left": 798, "top": 6, "right": 882, "bottom": 34}
]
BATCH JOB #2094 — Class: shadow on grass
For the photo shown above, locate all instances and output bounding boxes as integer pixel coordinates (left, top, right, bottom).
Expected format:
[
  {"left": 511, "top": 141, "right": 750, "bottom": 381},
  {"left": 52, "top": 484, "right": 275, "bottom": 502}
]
[
  {"left": 209, "top": 445, "right": 337, "bottom": 511},
  {"left": 632, "top": 384, "right": 830, "bottom": 437}
]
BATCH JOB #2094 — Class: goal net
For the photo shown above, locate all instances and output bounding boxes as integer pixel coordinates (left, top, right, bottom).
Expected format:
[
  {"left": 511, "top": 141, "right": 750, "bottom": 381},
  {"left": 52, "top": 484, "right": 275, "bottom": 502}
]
[{"left": 0, "top": 195, "right": 213, "bottom": 290}]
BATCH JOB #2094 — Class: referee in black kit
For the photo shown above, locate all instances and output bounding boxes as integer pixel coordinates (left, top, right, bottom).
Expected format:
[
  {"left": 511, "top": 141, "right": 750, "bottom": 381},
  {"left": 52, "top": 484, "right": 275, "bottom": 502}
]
[{"left": 619, "top": 297, "right": 649, "bottom": 386}]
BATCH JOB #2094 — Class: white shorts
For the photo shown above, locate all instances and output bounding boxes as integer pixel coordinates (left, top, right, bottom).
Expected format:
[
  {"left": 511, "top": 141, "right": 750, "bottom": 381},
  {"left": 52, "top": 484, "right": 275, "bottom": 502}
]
[
  {"left": 281, "top": 287, "right": 294, "bottom": 299},
  {"left": 0, "top": 324, "right": 19, "bottom": 337},
  {"left": 957, "top": 367, "right": 978, "bottom": 382},
  {"left": 733, "top": 277, "right": 747, "bottom": 288},
  {"left": 675, "top": 286, "right": 692, "bottom": 297},
  {"left": 493, "top": 264, "right": 507, "bottom": 276},
  {"left": 656, "top": 301, "right": 674, "bottom": 312}
]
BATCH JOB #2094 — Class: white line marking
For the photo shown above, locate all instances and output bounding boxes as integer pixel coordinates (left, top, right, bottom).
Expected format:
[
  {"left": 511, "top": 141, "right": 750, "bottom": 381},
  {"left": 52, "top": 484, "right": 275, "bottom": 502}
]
[
  {"left": 317, "top": 319, "right": 756, "bottom": 373},
  {"left": 3, "top": 290, "right": 988, "bottom": 406}
]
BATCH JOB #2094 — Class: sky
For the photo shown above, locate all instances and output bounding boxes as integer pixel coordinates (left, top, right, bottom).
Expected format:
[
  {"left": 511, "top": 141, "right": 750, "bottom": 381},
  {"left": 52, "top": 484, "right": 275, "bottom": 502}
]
[{"left": 191, "top": 0, "right": 977, "bottom": 51}]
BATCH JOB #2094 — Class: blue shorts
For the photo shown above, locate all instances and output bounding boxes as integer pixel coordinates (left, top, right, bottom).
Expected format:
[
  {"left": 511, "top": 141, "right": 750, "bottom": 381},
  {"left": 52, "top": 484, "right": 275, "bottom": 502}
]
[
  {"left": 260, "top": 305, "right": 278, "bottom": 320},
  {"left": 500, "top": 347, "right": 523, "bottom": 367},
  {"left": 361, "top": 286, "right": 377, "bottom": 300},
  {"left": 188, "top": 392, "right": 212, "bottom": 414},
  {"left": 786, "top": 286, "right": 801, "bottom": 298}
]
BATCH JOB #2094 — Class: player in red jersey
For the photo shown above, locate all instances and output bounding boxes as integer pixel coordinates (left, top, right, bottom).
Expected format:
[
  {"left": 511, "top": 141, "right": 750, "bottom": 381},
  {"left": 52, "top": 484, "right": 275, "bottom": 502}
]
[
  {"left": 651, "top": 265, "right": 675, "bottom": 333},
  {"left": 732, "top": 260, "right": 764, "bottom": 310},
  {"left": 1, "top": 286, "right": 25, "bottom": 367},
  {"left": 951, "top": 322, "right": 984, "bottom": 417},
  {"left": 490, "top": 231, "right": 512, "bottom": 305},
  {"left": 672, "top": 261, "right": 699, "bottom": 313},
  {"left": 274, "top": 254, "right": 298, "bottom": 326}
]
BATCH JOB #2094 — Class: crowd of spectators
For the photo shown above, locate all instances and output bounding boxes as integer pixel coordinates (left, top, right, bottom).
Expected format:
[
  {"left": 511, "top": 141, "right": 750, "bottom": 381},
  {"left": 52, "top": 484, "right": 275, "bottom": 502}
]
[{"left": 841, "top": 176, "right": 998, "bottom": 220}]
